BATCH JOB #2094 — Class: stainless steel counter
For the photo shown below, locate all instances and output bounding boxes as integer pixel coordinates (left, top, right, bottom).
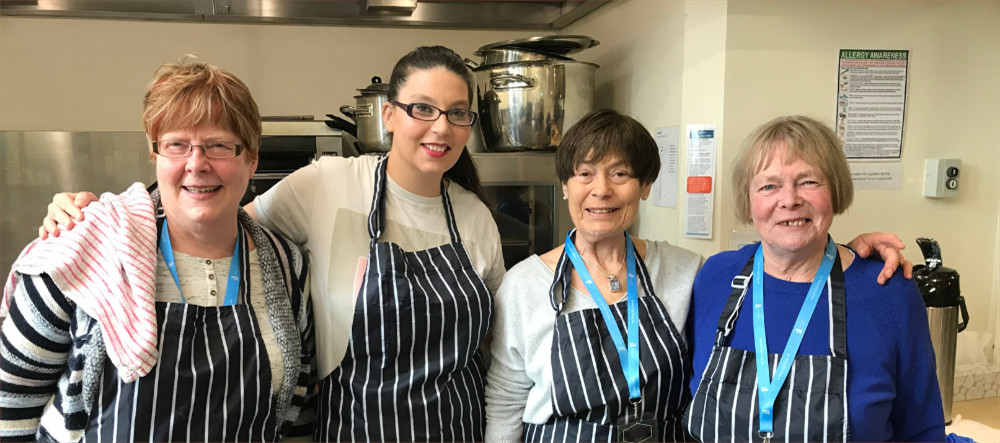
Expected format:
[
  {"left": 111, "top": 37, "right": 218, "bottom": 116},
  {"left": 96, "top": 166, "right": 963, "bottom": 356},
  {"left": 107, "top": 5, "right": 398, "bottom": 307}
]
[
  {"left": 471, "top": 151, "right": 561, "bottom": 186},
  {"left": 0, "top": 131, "right": 155, "bottom": 275}
]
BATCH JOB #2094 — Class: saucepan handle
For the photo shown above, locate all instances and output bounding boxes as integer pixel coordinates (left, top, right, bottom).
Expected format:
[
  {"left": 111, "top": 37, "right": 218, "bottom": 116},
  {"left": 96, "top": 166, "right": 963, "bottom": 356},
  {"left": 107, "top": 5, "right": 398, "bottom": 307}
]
[
  {"left": 340, "top": 105, "right": 358, "bottom": 121},
  {"left": 490, "top": 73, "right": 536, "bottom": 90}
]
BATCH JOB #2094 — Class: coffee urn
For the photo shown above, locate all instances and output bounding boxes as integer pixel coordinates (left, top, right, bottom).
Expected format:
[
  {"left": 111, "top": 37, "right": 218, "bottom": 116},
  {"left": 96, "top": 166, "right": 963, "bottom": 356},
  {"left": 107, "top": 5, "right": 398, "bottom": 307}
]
[{"left": 913, "top": 237, "right": 969, "bottom": 425}]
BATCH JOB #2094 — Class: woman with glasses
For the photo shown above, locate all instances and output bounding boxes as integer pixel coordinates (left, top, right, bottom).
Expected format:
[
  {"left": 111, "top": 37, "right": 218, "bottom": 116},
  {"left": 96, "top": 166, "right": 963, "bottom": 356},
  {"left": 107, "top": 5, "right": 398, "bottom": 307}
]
[
  {"left": 249, "top": 45, "right": 503, "bottom": 442},
  {"left": 0, "top": 59, "right": 314, "bottom": 441}
]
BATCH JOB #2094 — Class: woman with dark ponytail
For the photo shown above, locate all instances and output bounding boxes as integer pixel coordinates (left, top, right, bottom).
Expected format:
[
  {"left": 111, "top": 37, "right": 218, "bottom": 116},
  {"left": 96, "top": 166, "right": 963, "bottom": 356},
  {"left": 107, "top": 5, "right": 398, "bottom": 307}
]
[
  {"left": 253, "top": 45, "right": 504, "bottom": 441},
  {"left": 385, "top": 45, "right": 490, "bottom": 205},
  {"left": 38, "top": 45, "right": 503, "bottom": 441}
]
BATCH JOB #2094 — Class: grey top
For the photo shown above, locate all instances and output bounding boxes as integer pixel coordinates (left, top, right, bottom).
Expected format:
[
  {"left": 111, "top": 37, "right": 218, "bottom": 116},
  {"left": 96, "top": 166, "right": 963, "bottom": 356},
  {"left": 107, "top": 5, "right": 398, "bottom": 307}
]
[{"left": 484, "top": 239, "right": 703, "bottom": 442}]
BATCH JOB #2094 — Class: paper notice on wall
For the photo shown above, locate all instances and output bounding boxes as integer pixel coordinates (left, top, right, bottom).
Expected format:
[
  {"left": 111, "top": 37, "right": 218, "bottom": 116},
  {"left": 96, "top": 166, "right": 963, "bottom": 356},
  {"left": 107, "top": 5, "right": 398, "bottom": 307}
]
[
  {"left": 850, "top": 162, "right": 903, "bottom": 190},
  {"left": 835, "top": 49, "right": 909, "bottom": 159},
  {"left": 684, "top": 125, "right": 716, "bottom": 239},
  {"left": 651, "top": 126, "right": 679, "bottom": 208}
]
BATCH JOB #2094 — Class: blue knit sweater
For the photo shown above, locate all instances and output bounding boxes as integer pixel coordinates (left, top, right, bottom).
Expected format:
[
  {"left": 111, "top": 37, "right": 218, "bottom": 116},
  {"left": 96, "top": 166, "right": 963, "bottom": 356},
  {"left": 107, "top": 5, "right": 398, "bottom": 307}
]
[{"left": 688, "top": 244, "right": 945, "bottom": 442}]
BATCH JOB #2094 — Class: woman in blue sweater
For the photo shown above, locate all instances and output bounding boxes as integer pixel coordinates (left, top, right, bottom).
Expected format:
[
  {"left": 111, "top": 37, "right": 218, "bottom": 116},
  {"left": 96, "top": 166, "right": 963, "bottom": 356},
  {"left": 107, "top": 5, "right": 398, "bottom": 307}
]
[{"left": 685, "top": 116, "right": 944, "bottom": 442}]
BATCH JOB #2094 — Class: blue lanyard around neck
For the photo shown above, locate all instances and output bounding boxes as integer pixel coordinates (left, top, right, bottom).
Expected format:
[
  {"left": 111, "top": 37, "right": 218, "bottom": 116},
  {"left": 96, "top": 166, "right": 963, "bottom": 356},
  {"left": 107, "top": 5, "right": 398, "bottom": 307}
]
[
  {"left": 563, "top": 231, "right": 641, "bottom": 400},
  {"left": 752, "top": 237, "right": 837, "bottom": 437},
  {"left": 159, "top": 219, "right": 242, "bottom": 306}
]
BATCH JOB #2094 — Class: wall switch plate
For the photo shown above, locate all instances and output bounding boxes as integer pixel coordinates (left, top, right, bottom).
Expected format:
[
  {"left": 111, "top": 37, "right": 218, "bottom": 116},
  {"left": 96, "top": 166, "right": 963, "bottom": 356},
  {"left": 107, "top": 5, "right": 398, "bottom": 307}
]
[{"left": 924, "top": 158, "right": 961, "bottom": 198}]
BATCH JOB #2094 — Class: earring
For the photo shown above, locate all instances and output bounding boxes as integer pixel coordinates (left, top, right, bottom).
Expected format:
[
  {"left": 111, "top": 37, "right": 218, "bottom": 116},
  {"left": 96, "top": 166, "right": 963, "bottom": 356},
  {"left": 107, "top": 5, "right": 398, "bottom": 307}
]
[{"left": 562, "top": 195, "right": 568, "bottom": 200}]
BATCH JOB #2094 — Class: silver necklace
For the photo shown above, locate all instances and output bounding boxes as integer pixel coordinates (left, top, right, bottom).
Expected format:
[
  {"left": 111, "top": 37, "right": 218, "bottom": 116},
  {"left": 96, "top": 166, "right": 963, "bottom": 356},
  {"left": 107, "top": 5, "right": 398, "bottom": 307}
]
[{"left": 580, "top": 250, "right": 626, "bottom": 293}]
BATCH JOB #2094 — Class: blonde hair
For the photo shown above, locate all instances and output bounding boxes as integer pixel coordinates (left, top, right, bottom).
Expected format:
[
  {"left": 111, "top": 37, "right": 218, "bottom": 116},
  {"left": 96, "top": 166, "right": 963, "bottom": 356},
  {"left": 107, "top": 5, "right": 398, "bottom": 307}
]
[
  {"left": 731, "top": 115, "right": 854, "bottom": 224},
  {"left": 142, "top": 57, "right": 261, "bottom": 160}
]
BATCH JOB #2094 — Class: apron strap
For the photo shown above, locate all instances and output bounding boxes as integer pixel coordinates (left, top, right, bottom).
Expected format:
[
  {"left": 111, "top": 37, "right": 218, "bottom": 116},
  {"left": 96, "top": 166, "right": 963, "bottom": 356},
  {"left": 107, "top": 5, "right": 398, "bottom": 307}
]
[
  {"left": 715, "top": 258, "right": 755, "bottom": 347},
  {"left": 713, "top": 245, "right": 849, "bottom": 354},
  {"left": 367, "top": 155, "right": 390, "bottom": 242},
  {"left": 234, "top": 222, "right": 252, "bottom": 305},
  {"left": 828, "top": 251, "right": 848, "bottom": 357},
  {"left": 547, "top": 229, "right": 655, "bottom": 313},
  {"left": 548, "top": 228, "right": 576, "bottom": 312},
  {"left": 366, "top": 154, "right": 462, "bottom": 245},
  {"left": 633, "top": 247, "right": 656, "bottom": 299},
  {"left": 439, "top": 179, "right": 462, "bottom": 243}
]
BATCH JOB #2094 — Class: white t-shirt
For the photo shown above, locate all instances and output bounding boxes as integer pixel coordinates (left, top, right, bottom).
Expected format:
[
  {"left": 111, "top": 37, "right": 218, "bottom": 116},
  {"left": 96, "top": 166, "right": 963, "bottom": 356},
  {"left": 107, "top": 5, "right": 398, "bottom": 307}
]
[{"left": 254, "top": 154, "right": 505, "bottom": 377}]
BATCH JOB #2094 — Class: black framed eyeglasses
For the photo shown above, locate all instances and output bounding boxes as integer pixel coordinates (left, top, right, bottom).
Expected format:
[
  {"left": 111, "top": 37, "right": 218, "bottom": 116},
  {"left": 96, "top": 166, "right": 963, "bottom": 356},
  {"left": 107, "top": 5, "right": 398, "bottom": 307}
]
[
  {"left": 152, "top": 140, "right": 244, "bottom": 159},
  {"left": 391, "top": 100, "right": 478, "bottom": 127}
]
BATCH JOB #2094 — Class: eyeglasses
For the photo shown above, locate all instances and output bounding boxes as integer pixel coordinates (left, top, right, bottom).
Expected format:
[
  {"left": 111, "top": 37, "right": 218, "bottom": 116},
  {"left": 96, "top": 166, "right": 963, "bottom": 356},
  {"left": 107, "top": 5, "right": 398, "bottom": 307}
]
[
  {"left": 391, "top": 100, "right": 477, "bottom": 127},
  {"left": 153, "top": 140, "right": 244, "bottom": 159}
]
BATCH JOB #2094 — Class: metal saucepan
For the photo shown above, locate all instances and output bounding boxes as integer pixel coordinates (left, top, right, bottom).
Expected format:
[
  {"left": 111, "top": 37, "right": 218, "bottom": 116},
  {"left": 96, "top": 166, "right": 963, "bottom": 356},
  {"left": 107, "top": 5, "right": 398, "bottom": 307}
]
[
  {"left": 472, "top": 59, "right": 598, "bottom": 151},
  {"left": 468, "top": 36, "right": 599, "bottom": 151},
  {"left": 340, "top": 76, "right": 391, "bottom": 153}
]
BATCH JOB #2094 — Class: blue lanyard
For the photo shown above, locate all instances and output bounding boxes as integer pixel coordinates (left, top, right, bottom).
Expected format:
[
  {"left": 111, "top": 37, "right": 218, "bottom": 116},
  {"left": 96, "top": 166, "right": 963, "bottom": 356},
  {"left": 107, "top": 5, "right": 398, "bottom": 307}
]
[
  {"left": 159, "top": 219, "right": 242, "bottom": 306},
  {"left": 752, "top": 238, "right": 837, "bottom": 438},
  {"left": 564, "top": 231, "right": 641, "bottom": 400}
]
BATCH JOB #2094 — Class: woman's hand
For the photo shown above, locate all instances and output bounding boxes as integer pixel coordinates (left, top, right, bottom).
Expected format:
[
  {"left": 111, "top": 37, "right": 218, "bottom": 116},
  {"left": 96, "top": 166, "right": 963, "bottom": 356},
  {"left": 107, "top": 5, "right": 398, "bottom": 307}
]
[
  {"left": 847, "top": 232, "right": 914, "bottom": 285},
  {"left": 39, "top": 192, "right": 99, "bottom": 240}
]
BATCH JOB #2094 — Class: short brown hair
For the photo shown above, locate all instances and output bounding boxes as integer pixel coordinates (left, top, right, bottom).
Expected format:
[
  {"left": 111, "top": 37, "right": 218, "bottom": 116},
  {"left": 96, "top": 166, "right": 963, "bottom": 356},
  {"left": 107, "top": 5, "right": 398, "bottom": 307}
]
[
  {"left": 731, "top": 115, "right": 854, "bottom": 224},
  {"left": 555, "top": 109, "right": 660, "bottom": 185},
  {"left": 142, "top": 57, "right": 261, "bottom": 160}
]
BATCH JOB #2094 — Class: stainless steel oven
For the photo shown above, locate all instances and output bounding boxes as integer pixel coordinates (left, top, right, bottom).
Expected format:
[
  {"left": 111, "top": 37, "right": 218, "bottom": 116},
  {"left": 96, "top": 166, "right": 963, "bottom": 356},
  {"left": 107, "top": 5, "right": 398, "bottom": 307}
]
[
  {"left": 243, "top": 119, "right": 344, "bottom": 205},
  {"left": 472, "top": 152, "right": 572, "bottom": 269}
]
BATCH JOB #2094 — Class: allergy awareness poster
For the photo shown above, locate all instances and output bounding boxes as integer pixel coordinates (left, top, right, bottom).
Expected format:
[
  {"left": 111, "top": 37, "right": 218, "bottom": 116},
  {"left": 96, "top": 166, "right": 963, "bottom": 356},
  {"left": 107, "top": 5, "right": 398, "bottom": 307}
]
[
  {"left": 684, "top": 125, "right": 716, "bottom": 239},
  {"left": 835, "top": 49, "right": 909, "bottom": 159}
]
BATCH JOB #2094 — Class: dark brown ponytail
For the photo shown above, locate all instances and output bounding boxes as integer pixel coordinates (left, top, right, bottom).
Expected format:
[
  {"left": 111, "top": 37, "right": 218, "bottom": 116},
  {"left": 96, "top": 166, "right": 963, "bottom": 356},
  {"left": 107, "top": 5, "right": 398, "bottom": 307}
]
[{"left": 445, "top": 149, "right": 488, "bottom": 204}]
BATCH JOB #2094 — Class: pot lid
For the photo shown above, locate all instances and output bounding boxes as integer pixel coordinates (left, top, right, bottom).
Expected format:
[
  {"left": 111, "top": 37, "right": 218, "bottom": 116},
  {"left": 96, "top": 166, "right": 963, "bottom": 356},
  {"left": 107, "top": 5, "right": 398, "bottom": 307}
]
[
  {"left": 358, "top": 76, "right": 389, "bottom": 94},
  {"left": 476, "top": 35, "right": 599, "bottom": 56},
  {"left": 473, "top": 46, "right": 572, "bottom": 61}
]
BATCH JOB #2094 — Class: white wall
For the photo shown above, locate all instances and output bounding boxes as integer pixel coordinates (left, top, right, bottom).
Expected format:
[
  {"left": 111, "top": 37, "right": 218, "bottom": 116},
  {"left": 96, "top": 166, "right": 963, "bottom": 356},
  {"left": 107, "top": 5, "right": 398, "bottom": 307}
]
[
  {"left": 567, "top": 0, "right": 729, "bottom": 259},
  {"left": 722, "top": 0, "right": 1000, "bottom": 360},
  {"left": 0, "top": 17, "right": 530, "bottom": 130},
  {"left": 570, "top": 0, "right": 1000, "bottom": 368}
]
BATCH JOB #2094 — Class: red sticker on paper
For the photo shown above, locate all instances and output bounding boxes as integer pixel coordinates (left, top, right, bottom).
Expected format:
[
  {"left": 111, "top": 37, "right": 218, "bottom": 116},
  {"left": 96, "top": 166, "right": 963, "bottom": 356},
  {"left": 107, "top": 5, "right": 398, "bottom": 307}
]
[{"left": 687, "top": 176, "right": 713, "bottom": 193}]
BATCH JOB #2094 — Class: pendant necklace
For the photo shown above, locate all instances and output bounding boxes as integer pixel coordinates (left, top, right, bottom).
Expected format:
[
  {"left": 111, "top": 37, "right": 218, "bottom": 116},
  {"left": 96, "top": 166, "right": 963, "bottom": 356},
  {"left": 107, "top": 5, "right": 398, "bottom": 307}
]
[{"left": 579, "top": 248, "right": 626, "bottom": 293}]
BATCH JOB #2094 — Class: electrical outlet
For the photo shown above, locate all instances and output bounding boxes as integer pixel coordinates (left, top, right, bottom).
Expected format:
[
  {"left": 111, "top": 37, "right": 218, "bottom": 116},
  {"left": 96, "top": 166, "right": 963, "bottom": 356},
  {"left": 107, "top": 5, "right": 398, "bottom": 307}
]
[{"left": 924, "top": 158, "right": 961, "bottom": 198}]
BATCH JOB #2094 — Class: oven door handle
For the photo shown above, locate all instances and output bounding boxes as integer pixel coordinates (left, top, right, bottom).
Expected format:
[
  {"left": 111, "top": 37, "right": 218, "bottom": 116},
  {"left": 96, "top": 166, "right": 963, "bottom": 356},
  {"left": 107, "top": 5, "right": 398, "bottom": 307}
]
[{"left": 253, "top": 172, "right": 293, "bottom": 180}]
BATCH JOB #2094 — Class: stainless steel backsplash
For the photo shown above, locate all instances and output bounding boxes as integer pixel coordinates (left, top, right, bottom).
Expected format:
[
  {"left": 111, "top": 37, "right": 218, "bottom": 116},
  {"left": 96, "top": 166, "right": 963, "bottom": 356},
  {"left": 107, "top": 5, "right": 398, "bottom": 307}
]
[{"left": 1, "top": 131, "right": 155, "bottom": 276}]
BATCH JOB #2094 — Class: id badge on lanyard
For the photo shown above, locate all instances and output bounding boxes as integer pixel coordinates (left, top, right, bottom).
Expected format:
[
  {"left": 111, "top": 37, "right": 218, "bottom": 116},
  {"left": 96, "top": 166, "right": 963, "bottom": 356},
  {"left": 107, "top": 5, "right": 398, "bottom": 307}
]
[
  {"left": 752, "top": 238, "right": 837, "bottom": 443},
  {"left": 564, "top": 232, "right": 658, "bottom": 443}
]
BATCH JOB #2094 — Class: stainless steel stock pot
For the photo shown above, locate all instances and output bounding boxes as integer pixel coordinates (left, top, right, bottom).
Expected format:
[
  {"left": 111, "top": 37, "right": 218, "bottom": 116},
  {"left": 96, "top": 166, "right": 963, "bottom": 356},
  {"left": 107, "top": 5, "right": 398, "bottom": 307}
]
[{"left": 468, "top": 36, "right": 599, "bottom": 151}]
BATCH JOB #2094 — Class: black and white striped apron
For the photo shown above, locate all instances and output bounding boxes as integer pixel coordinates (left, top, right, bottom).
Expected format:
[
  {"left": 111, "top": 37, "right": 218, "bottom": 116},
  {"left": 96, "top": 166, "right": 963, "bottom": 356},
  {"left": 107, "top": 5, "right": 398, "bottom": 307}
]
[
  {"left": 78, "top": 228, "right": 279, "bottom": 442},
  {"left": 684, "top": 254, "right": 849, "bottom": 443},
  {"left": 315, "top": 155, "right": 493, "bottom": 442},
  {"left": 524, "top": 238, "right": 691, "bottom": 442}
]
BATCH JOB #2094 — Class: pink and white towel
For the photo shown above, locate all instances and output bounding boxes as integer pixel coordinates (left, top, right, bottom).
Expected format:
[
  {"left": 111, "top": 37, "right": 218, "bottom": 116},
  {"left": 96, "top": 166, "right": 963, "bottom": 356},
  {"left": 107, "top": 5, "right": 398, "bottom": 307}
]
[{"left": 2, "top": 182, "right": 159, "bottom": 382}]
